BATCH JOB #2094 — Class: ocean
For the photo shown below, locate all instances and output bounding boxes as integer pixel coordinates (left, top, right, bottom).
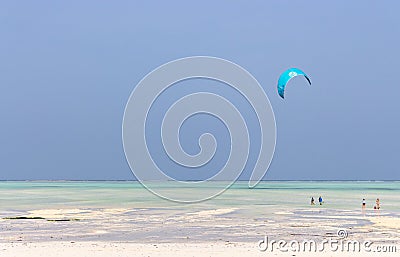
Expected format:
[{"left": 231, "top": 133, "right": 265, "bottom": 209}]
[{"left": 1, "top": 181, "right": 399, "bottom": 211}]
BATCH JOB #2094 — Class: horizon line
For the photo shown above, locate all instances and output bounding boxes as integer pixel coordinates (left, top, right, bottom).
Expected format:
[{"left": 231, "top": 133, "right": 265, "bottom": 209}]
[{"left": 0, "top": 179, "right": 399, "bottom": 182}]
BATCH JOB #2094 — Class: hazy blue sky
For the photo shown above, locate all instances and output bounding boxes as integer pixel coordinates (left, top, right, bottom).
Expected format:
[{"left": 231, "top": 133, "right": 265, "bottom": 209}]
[{"left": 1, "top": 1, "right": 399, "bottom": 180}]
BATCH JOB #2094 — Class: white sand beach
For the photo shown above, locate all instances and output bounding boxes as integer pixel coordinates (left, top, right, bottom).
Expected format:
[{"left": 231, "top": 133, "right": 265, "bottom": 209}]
[{"left": 1, "top": 241, "right": 399, "bottom": 257}]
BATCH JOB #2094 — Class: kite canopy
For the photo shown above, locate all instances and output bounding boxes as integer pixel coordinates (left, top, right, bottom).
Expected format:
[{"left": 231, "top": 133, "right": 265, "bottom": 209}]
[{"left": 277, "top": 68, "right": 311, "bottom": 99}]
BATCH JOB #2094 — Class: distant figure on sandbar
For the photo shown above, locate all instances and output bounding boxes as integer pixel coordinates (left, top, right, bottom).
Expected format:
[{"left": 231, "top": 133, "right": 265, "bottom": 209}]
[
  {"left": 311, "top": 197, "right": 315, "bottom": 205},
  {"left": 374, "top": 198, "right": 380, "bottom": 209},
  {"left": 361, "top": 198, "right": 366, "bottom": 215},
  {"left": 318, "top": 196, "right": 323, "bottom": 205}
]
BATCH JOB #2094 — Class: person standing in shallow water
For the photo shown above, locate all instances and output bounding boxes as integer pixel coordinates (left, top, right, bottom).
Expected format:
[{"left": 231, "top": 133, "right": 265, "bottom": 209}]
[
  {"left": 311, "top": 197, "right": 315, "bottom": 205},
  {"left": 318, "top": 196, "right": 323, "bottom": 205},
  {"left": 374, "top": 198, "right": 380, "bottom": 209},
  {"left": 362, "top": 198, "right": 366, "bottom": 215}
]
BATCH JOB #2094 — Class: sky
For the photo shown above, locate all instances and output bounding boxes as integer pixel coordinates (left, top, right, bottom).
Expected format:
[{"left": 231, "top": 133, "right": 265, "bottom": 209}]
[{"left": 1, "top": 1, "right": 399, "bottom": 181}]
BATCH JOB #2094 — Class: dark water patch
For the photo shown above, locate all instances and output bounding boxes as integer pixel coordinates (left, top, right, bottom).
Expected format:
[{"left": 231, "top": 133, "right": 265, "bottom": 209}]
[
  {"left": 47, "top": 218, "right": 80, "bottom": 222},
  {"left": 3, "top": 216, "right": 80, "bottom": 222},
  {"left": 3, "top": 216, "right": 45, "bottom": 220}
]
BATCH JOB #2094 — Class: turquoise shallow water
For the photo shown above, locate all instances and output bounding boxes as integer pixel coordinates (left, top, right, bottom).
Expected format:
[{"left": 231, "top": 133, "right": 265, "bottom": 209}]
[{"left": 0, "top": 181, "right": 399, "bottom": 212}]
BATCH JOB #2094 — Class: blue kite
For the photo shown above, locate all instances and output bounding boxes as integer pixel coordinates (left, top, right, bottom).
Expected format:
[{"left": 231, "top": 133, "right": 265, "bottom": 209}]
[{"left": 277, "top": 68, "right": 311, "bottom": 99}]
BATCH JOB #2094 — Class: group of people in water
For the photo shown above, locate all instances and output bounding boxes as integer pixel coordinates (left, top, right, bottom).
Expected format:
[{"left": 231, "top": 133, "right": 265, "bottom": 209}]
[
  {"left": 362, "top": 198, "right": 381, "bottom": 209},
  {"left": 310, "top": 196, "right": 381, "bottom": 209}
]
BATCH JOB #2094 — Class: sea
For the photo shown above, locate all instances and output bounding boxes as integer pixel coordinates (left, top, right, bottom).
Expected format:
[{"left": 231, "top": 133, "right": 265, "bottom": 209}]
[{"left": 0, "top": 181, "right": 399, "bottom": 212}]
